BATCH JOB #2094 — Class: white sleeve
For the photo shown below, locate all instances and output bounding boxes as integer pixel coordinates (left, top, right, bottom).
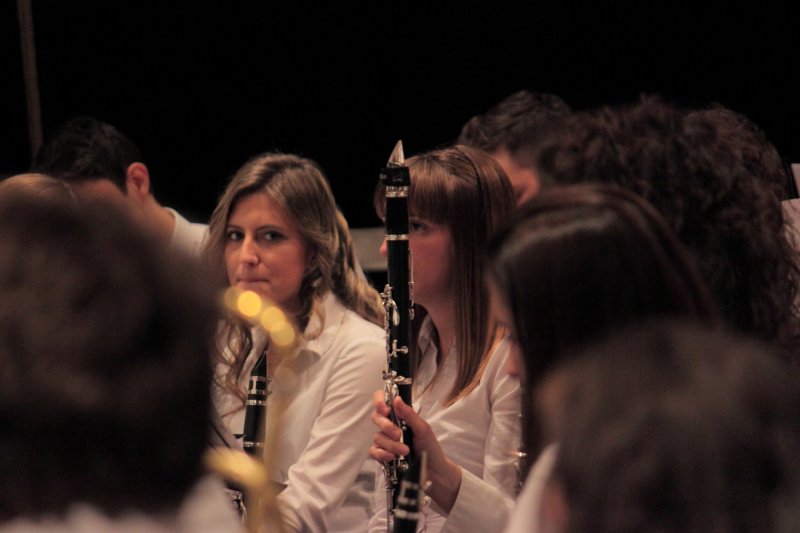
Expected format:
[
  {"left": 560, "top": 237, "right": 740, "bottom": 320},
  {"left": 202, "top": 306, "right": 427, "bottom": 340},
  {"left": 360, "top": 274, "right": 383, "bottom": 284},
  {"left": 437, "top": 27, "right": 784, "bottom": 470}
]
[
  {"left": 503, "top": 445, "right": 559, "bottom": 533},
  {"left": 481, "top": 342, "right": 522, "bottom": 495},
  {"left": 442, "top": 469, "right": 515, "bottom": 532},
  {"left": 277, "top": 336, "right": 385, "bottom": 532},
  {"left": 443, "top": 341, "right": 521, "bottom": 532}
]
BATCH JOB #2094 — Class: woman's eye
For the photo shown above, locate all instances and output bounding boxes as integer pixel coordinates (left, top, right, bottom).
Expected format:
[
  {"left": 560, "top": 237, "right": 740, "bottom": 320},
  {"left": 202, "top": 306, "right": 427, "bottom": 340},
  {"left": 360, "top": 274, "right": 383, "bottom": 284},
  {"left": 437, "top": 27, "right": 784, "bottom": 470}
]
[
  {"left": 225, "top": 230, "right": 243, "bottom": 242},
  {"left": 410, "top": 221, "right": 425, "bottom": 232},
  {"left": 262, "top": 231, "right": 285, "bottom": 242}
]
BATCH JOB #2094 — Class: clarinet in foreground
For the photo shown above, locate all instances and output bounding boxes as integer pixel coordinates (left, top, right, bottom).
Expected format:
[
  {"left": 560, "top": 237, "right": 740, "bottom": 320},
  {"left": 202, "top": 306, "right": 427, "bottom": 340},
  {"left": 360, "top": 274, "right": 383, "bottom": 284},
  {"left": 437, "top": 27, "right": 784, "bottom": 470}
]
[
  {"left": 380, "top": 140, "right": 419, "bottom": 532},
  {"left": 242, "top": 348, "right": 269, "bottom": 456}
]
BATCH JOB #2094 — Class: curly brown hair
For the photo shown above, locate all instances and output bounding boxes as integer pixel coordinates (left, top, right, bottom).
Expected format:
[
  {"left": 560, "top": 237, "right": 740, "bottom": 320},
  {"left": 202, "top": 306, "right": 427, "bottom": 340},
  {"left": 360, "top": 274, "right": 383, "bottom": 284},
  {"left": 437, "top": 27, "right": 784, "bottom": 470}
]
[{"left": 518, "top": 97, "right": 800, "bottom": 359}]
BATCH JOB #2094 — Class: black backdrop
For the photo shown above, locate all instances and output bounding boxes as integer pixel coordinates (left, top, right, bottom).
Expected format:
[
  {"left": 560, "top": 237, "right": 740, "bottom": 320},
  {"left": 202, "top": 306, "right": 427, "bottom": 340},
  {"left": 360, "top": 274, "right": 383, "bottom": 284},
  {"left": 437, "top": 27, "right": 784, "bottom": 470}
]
[{"left": 3, "top": 2, "right": 798, "bottom": 228}]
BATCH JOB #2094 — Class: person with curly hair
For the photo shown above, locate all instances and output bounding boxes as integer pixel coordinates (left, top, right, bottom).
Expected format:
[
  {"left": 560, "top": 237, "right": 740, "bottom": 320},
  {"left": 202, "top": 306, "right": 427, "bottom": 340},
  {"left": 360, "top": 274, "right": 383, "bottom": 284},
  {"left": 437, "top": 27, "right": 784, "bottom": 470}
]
[{"left": 516, "top": 97, "right": 800, "bottom": 360}]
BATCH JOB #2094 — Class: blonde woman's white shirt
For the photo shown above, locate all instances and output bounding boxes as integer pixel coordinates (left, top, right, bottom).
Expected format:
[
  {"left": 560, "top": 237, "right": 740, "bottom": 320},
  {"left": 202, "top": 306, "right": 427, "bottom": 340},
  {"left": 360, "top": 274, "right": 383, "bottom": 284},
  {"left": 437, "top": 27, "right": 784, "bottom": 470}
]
[
  {"left": 215, "top": 292, "right": 386, "bottom": 533},
  {"left": 368, "top": 316, "right": 521, "bottom": 532}
]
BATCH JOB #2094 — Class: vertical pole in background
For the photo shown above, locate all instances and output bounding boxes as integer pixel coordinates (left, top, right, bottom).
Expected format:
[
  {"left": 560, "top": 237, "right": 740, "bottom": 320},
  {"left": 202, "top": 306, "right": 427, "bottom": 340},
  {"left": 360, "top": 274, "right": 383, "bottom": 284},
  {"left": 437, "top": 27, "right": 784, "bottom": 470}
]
[{"left": 17, "top": 0, "right": 43, "bottom": 161}]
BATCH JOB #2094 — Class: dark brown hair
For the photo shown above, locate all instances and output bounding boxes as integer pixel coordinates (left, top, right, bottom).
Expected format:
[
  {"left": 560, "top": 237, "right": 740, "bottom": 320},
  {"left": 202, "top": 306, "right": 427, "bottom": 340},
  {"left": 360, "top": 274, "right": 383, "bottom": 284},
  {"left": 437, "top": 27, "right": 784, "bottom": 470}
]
[
  {"left": 552, "top": 320, "right": 800, "bottom": 533},
  {"left": 488, "top": 184, "right": 719, "bottom": 470},
  {"left": 0, "top": 194, "right": 217, "bottom": 519}
]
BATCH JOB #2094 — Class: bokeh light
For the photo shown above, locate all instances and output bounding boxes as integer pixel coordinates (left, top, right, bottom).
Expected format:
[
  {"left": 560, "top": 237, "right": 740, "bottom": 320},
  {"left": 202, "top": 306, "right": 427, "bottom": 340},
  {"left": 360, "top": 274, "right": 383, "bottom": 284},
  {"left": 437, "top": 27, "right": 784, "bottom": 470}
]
[
  {"left": 237, "top": 290, "right": 262, "bottom": 317},
  {"left": 221, "top": 288, "right": 297, "bottom": 349},
  {"left": 271, "top": 322, "right": 296, "bottom": 346},
  {"left": 259, "top": 306, "right": 285, "bottom": 330}
]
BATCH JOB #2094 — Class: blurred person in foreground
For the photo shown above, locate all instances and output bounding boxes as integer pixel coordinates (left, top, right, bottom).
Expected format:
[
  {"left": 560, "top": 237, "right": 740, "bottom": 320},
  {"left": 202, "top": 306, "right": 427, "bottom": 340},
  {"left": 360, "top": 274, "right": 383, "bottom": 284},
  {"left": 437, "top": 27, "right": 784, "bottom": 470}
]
[
  {"left": 536, "top": 320, "right": 800, "bottom": 533},
  {"left": 0, "top": 191, "right": 241, "bottom": 532}
]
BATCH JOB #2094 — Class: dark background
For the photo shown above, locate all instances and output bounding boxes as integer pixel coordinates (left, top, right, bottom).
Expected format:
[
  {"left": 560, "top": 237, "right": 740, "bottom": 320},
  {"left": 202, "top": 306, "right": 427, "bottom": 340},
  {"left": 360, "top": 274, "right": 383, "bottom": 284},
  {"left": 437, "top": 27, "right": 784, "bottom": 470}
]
[{"left": 3, "top": 2, "right": 798, "bottom": 228}]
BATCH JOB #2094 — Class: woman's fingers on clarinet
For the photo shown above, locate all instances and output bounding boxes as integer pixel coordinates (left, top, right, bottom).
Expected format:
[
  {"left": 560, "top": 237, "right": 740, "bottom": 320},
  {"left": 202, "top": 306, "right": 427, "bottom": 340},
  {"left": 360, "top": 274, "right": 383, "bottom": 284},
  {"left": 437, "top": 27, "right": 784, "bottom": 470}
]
[
  {"left": 369, "top": 445, "right": 395, "bottom": 463},
  {"left": 372, "top": 389, "right": 391, "bottom": 415},
  {"left": 394, "top": 398, "right": 436, "bottom": 447},
  {"left": 369, "top": 444, "right": 408, "bottom": 463},
  {"left": 394, "top": 396, "right": 426, "bottom": 425},
  {"left": 373, "top": 432, "right": 410, "bottom": 457},
  {"left": 371, "top": 410, "right": 403, "bottom": 437}
]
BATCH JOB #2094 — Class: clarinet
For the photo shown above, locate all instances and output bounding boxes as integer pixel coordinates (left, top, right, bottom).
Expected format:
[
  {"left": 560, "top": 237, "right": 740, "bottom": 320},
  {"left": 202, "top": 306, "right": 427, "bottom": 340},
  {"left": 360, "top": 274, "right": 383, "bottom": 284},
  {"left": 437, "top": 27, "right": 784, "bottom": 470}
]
[
  {"left": 242, "top": 348, "right": 269, "bottom": 456},
  {"left": 380, "top": 140, "right": 420, "bottom": 532}
]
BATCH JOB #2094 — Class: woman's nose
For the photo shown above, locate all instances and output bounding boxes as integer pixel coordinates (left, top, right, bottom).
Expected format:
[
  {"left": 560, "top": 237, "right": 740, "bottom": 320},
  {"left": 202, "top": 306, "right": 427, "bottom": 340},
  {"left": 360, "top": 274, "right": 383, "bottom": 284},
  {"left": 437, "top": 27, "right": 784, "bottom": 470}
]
[
  {"left": 240, "top": 237, "right": 259, "bottom": 265},
  {"left": 379, "top": 238, "right": 388, "bottom": 258}
]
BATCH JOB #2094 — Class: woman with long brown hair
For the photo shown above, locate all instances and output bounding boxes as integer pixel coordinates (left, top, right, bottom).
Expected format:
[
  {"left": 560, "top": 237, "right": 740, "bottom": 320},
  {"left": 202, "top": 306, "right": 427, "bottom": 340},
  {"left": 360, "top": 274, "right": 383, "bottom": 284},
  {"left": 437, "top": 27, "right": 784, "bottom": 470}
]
[
  {"left": 368, "top": 145, "right": 519, "bottom": 532},
  {"left": 372, "top": 183, "right": 719, "bottom": 532}
]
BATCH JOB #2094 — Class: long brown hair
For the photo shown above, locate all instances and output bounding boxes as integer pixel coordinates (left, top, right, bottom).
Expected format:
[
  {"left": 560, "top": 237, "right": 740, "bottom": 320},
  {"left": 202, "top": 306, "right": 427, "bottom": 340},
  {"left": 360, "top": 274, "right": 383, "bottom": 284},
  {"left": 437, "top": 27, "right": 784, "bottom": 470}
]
[
  {"left": 376, "top": 145, "right": 515, "bottom": 405},
  {"left": 207, "top": 153, "right": 383, "bottom": 401}
]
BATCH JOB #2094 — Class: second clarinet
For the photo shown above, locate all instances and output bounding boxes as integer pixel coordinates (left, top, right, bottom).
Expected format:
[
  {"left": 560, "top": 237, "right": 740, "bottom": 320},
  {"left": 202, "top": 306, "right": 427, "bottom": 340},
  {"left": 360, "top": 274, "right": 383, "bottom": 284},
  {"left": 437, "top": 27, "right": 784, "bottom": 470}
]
[
  {"left": 379, "top": 141, "right": 420, "bottom": 532},
  {"left": 242, "top": 348, "right": 269, "bottom": 457}
]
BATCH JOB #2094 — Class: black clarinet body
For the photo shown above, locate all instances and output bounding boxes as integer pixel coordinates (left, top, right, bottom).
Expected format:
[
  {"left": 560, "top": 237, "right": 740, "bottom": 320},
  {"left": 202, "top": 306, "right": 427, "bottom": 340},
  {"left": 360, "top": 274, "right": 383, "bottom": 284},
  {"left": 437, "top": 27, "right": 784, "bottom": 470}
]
[
  {"left": 380, "top": 141, "right": 420, "bottom": 532},
  {"left": 242, "top": 349, "right": 268, "bottom": 456}
]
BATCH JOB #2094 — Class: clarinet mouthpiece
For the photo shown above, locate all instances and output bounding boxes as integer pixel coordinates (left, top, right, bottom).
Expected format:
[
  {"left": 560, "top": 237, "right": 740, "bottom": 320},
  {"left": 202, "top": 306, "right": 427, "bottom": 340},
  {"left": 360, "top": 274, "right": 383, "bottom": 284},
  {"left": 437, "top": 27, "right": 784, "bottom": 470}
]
[{"left": 388, "top": 140, "right": 405, "bottom": 167}]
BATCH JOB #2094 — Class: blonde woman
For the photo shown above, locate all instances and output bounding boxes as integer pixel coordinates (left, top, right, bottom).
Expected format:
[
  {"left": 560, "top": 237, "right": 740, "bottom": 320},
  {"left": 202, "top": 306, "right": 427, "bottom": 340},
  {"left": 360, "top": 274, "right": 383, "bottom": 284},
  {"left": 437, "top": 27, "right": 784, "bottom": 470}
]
[{"left": 206, "top": 153, "right": 385, "bottom": 532}]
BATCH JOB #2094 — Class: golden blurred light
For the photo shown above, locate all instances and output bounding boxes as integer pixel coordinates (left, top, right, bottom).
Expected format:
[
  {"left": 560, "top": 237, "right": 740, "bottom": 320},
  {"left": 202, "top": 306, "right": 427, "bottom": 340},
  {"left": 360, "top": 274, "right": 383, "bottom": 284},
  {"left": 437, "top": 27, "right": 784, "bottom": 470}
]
[
  {"left": 259, "top": 306, "right": 285, "bottom": 330},
  {"left": 237, "top": 290, "right": 262, "bottom": 317},
  {"left": 222, "top": 287, "right": 240, "bottom": 312},
  {"left": 259, "top": 305, "right": 296, "bottom": 347},
  {"left": 222, "top": 290, "right": 296, "bottom": 348},
  {"left": 271, "top": 323, "right": 296, "bottom": 346}
]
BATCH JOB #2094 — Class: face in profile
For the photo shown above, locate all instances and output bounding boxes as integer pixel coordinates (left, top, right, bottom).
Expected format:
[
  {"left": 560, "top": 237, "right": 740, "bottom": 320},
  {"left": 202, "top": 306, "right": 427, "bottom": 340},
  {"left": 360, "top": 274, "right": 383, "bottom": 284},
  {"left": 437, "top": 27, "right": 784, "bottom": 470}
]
[
  {"left": 491, "top": 147, "right": 540, "bottom": 205},
  {"left": 410, "top": 216, "right": 454, "bottom": 307},
  {"left": 224, "top": 191, "right": 309, "bottom": 316},
  {"left": 381, "top": 214, "right": 453, "bottom": 308}
]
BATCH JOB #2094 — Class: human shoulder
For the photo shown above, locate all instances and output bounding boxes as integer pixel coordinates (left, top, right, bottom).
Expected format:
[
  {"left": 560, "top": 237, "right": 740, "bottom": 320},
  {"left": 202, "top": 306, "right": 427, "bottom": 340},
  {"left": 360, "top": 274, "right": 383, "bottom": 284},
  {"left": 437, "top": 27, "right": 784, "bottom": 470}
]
[
  {"left": 306, "top": 294, "right": 384, "bottom": 359},
  {"left": 324, "top": 293, "right": 384, "bottom": 340},
  {"left": 340, "top": 306, "right": 384, "bottom": 339},
  {"left": 480, "top": 333, "right": 516, "bottom": 389},
  {"left": 334, "top": 307, "right": 385, "bottom": 362},
  {"left": 166, "top": 207, "right": 209, "bottom": 257},
  {"left": 486, "top": 332, "right": 513, "bottom": 369}
]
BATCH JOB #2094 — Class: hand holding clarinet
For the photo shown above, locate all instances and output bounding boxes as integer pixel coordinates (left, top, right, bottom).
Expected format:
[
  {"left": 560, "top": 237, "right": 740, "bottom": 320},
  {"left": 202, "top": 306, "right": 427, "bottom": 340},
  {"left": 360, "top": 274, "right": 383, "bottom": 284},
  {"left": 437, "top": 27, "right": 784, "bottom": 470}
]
[{"left": 369, "top": 391, "right": 464, "bottom": 515}]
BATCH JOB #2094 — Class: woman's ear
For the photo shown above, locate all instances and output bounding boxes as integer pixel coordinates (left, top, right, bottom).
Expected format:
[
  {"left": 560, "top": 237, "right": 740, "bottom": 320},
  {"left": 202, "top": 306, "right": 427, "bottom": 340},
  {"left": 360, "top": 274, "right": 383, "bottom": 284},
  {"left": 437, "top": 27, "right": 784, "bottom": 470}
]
[{"left": 304, "top": 245, "right": 318, "bottom": 274}]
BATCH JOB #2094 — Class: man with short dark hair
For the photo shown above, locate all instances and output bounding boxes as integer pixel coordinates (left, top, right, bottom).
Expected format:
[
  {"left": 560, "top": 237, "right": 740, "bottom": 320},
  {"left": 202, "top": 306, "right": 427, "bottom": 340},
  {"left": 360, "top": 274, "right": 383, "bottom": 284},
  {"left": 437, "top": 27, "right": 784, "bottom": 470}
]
[
  {"left": 458, "top": 90, "right": 571, "bottom": 204},
  {"left": 33, "top": 116, "right": 207, "bottom": 255}
]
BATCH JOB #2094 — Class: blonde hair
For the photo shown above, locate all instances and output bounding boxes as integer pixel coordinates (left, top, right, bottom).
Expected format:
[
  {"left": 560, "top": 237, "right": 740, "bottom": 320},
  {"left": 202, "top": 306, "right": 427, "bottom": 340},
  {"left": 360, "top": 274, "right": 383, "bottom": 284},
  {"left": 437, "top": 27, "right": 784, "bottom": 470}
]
[{"left": 206, "top": 153, "right": 383, "bottom": 401}]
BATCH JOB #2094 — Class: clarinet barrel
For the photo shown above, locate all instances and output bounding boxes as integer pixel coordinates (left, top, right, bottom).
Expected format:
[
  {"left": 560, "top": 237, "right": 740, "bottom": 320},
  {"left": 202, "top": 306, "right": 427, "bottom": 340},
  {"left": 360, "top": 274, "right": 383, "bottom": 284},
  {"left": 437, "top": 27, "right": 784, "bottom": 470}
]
[{"left": 242, "top": 350, "right": 268, "bottom": 457}]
